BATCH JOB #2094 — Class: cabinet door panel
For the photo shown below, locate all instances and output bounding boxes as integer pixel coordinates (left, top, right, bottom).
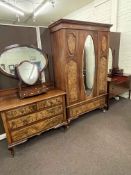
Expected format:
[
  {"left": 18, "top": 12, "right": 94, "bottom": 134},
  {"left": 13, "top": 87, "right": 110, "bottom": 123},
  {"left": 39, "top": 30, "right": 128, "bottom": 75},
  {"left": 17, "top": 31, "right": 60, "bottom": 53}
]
[{"left": 98, "top": 32, "right": 109, "bottom": 95}]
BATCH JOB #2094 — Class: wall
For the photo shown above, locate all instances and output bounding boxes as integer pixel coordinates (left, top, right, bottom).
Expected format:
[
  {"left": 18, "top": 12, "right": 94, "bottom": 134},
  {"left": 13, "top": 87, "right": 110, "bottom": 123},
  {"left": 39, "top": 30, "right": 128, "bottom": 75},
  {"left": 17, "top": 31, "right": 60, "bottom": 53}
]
[
  {"left": 117, "top": 0, "right": 131, "bottom": 74},
  {"left": 65, "top": 0, "right": 131, "bottom": 74},
  {"left": 65, "top": 0, "right": 112, "bottom": 25}
]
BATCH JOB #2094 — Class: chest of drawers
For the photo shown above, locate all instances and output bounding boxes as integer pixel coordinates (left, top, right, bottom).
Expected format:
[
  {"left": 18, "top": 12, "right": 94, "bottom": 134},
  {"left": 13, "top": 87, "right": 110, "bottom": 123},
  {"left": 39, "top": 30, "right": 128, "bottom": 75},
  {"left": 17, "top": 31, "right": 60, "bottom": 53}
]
[{"left": 0, "top": 90, "right": 67, "bottom": 155}]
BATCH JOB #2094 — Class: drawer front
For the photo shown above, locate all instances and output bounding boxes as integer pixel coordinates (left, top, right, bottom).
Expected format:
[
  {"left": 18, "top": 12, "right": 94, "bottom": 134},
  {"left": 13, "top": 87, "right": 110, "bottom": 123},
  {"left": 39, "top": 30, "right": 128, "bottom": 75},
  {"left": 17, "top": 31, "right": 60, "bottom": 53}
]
[
  {"left": 110, "top": 84, "right": 128, "bottom": 97},
  {"left": 8, "top": 105, "right": 64, "bottom": 130},
  {"left": 11, "top": 114, "right": 65, "bottom": 142},
  {"left": 69, "top": 98, "right": 105, "bottom": 120},
  {"left": 37, "top": 96, "right": 63, "bottom": 110},
  {"left": 6, "top": 104, "right": 37, "bottom": 119}
]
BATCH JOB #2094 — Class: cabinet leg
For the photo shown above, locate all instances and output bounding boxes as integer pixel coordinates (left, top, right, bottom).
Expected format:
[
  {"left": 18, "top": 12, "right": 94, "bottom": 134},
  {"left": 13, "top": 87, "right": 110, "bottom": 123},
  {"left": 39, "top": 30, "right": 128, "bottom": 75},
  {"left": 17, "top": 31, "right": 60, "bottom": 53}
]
[
  {"left": 101, "top": 107, "right": 107, "bottom": 113},
  {"left": 8, "top": 147, "right": 14, "bottom": 157},
  {"left": 63, "top": 123, "right": 70, "bottom": 130}
]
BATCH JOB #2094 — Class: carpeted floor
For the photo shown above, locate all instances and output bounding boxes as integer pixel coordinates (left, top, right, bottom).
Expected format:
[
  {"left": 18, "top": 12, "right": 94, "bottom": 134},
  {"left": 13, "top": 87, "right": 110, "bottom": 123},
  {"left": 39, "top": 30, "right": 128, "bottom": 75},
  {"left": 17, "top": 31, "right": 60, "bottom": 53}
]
[{"left": 0, "top": 98, "right": 131, "bottom": 175}]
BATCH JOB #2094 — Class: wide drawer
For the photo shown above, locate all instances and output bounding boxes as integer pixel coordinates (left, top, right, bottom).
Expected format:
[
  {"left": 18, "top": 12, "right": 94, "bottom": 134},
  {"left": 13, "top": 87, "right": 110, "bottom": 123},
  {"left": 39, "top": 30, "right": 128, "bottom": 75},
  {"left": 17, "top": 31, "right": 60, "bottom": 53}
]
[
  {"left": 69, "top": 98, "right": 105, "bottom": 120},
  {"left": 6, "top": 104, "right": 37, "bottom": 119},
  {"left": 11, "top": 114, "right": 65, "bottom": 142},
  {"left": 8, "top": 105, "right": 64, "bottom": 130},
  {"left": 5, "top": 96, "right": 63, "bottom": 120},
  {"left": 37, "top": 96, "right": 63, "bottom": 110}
]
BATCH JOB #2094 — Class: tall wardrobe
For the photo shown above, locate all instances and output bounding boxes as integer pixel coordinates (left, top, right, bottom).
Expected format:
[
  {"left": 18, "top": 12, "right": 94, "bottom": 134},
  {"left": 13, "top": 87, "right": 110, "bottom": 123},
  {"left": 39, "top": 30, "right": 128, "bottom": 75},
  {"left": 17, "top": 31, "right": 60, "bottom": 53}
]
[{"left": 49, "top": 19, "right": 112, "bottom": 122}]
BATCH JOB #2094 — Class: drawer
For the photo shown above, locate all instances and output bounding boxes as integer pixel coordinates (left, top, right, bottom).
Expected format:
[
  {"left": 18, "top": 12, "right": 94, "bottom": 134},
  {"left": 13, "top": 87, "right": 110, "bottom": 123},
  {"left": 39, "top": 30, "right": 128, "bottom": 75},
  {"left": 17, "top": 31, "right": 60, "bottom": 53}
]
[
  {"left": 11, "top": 114, "right": 65, "bottom": 142},
  {"left": 8, "top": 105, "right": 64, "bottom": 130},
  {"left": 6, "top": 104, "right": 37, "bottom": 119},
  {"left": 69, "top": 98, "right": 105, "bottom": 120},
  {"left": 110, "top": 84, "right": 128, "bottom": 95},
  {"left": 37, "top": 96, "right": 63, "bottom": 110}
]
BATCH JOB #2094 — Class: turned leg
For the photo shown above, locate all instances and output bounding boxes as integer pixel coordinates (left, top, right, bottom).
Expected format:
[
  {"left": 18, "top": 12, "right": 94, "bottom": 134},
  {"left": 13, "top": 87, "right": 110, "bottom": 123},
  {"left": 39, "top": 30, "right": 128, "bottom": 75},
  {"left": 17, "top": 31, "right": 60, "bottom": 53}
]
[{"left": 8, "top": 147, "right": 15, "bottom": 157}]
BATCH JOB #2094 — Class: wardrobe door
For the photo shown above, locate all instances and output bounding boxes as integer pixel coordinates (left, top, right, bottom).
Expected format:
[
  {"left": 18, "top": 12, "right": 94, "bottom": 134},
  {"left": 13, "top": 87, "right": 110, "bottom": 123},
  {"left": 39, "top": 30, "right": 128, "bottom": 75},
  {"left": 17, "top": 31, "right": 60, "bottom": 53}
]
[
  {"left": 65, "top": 30, "right": 80, "bottom": 106},
  {"left": 79, "top": 31, "right": 98, "bottom": 100},
  {"left": 98, "top": 32, "right": 109, "bottom": 95}
]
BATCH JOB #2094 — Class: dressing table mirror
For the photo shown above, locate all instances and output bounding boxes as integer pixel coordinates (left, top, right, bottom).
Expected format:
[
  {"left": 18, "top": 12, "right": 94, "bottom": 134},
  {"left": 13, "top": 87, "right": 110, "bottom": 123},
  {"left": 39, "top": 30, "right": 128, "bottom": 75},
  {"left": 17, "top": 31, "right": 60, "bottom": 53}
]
[
  {"left": 0, "top": 45, "right": 48, "bottom": 98},
  {"left": 17, "top": 61, "right": 39, "bottom": 85}
]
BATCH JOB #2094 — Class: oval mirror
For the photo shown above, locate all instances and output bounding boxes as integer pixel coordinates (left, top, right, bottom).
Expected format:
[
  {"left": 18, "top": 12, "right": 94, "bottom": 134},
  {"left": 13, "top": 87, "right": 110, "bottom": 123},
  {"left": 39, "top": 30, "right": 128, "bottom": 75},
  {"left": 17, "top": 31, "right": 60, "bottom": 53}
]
[
  {"left": 17, "top": 61, "right": 39, "bottom": 85},
  {"left": 0, "top": 45, "right": 47, "bottom": 77},
  {"left": 108, "top": 48, "right": 113, "bottom": 73},
  {"left": 83, "top": 35, "right": 95, "bottom": 96}
]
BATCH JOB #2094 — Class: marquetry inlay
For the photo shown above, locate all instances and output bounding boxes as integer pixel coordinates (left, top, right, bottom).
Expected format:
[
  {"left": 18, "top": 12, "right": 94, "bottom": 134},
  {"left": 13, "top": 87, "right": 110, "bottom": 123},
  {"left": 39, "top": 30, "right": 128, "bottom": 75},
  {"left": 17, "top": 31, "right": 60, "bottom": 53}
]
[
  {"left": 101, "top": 36, "right": 107, "bottom": 52},
  {"left": 66, "top": 60, "right": 78, "bottom": 103},
  {"left": 99, "top": 57, "right": 107, "bottom": 94},
  {"left": 67, "top": 33, "right": 76, "bottom": 55}
]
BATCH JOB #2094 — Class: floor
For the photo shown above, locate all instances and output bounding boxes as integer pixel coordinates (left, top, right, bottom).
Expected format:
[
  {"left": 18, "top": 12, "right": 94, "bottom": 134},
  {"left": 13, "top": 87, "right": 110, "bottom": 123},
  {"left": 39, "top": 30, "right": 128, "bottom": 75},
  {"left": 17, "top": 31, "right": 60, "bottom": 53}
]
[{"left": 0, "top": 98, "right": 131, "bottom": 175}]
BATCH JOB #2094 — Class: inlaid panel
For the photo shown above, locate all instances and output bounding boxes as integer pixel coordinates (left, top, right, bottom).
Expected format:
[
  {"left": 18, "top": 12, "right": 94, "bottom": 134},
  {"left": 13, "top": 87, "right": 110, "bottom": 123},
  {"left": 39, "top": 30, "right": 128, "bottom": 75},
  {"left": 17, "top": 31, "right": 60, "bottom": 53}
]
[
  {"left": 8, "top": 105, "right": 63, "bottom": 130},
  {"left": 69, "top": 98, "right": 105, "bottom": 120},
  {"left": 11, "top": 114, "right": 64, "bottom": 142},
  {"left": 101, "top": 36, "right": 107, "bottom": 52},
  {"left": 66, "top": 60, "right": 78, "bottom": 103},
  {"left": 6, "top": 104, "right": 37, "bottom": 119},
  {"left": 67, "top": 33, "right": 76, "bottom": 56},
  {"left": 99, "top": 57, "right": 108, "bottom": 94},
  {"left": 37, "top": 96, "right": 63, "bottom": 110}
]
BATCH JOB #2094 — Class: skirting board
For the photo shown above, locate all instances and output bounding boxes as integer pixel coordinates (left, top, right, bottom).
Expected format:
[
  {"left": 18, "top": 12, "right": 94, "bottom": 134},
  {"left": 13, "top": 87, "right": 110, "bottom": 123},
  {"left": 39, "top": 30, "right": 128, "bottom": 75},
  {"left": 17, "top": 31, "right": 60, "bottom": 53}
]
[
  {"left": 120, "top": 92, "right": 130, "bottom": 99},
  {"left": 0, "top": 133, "right": 6, "bottom": 141}
]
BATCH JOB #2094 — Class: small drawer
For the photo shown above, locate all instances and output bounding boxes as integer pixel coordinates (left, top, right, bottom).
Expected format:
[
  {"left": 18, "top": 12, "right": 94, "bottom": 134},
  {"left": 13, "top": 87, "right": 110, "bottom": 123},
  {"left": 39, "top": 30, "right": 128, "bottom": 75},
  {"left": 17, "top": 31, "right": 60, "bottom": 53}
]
[
  {"left": 37, "top": 96, "right": 63, "bottom": 110},
  {"left": 8, "top": 105, "right": 64, "bottom": 130},
  {"left": 6, "top": 104, "right": 37, "bottom": 119},
  {"left": 11, "top": 114, "right": 65, "bottom": 142}
]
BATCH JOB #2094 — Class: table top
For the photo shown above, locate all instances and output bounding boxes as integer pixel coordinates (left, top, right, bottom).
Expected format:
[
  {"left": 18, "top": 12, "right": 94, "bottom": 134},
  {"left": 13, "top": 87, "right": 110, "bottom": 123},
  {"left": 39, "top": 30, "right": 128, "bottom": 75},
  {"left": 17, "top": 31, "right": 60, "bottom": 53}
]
[
  {"left": 107, "top": 74, "right": 131, "bottom": 84},
  {"left": 0, "top": 89, "right": 66, "bottom": 112}
]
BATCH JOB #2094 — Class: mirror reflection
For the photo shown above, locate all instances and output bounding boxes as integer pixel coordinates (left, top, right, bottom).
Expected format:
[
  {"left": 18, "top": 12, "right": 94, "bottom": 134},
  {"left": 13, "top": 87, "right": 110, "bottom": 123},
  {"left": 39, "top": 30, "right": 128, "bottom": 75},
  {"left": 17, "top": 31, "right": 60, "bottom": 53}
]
[
  {"left": 83, "top": 35, "right": 95, "bottom": 96},
  {"left": 108, "top": 48, "right": 113, "bottom": 73},
  {"left": 0, "top": 45, "right": 47, "bottom": 77},
  {"left": 17, "top": 61, "right": 39, "bottom": 85}
]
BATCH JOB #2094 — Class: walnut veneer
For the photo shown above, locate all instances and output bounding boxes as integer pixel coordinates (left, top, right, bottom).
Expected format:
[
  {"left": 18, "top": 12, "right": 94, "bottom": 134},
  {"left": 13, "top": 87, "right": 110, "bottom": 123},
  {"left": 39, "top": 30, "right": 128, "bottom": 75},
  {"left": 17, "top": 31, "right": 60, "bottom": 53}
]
[
  {"left": 49, "top": 19, "right": 112, "bottom": 121},
  {"left": 0, "top": 89, "right": 67, "bottom": 155}
]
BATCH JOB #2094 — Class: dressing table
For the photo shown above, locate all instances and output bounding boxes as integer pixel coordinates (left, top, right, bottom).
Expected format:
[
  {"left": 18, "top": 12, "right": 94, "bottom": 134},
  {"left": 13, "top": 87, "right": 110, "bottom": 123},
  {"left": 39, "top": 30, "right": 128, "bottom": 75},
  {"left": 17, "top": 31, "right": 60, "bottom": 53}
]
[
  {"left": 0, "top": 90, "right": 66, "bottom": 156},
  {"left": 0, "top": 44, "right": 67, "bottom": 156}
]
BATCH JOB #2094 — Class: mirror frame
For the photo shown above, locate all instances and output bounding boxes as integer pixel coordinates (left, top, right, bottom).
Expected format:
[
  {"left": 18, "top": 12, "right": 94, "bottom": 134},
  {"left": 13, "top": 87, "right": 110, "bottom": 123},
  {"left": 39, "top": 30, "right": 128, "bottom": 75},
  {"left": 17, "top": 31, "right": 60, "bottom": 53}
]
[{"left": 0, "top": 44, "right": 48, "bottom": 78}]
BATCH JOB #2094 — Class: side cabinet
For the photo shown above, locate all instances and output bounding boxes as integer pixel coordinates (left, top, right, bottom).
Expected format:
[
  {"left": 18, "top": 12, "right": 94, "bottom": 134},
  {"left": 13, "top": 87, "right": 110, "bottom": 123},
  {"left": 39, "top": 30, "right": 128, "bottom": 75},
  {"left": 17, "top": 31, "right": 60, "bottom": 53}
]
[{"left": 49, "top": 19, "right": 112, "bottom": 122}]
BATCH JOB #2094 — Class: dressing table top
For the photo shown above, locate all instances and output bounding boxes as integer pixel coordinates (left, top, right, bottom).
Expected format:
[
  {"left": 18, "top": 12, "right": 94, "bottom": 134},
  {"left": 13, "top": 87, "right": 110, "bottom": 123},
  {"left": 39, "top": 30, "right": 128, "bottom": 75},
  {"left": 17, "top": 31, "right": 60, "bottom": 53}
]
[{"left": 0, "top": 89, "right": 65, "bottom": 112}]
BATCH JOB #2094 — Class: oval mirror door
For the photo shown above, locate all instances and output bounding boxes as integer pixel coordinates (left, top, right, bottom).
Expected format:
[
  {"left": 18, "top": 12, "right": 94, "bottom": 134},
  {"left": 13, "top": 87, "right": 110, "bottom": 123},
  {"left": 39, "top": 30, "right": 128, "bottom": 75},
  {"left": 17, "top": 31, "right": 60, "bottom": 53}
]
[
  {"left": 83, "top": 35, "right": 95, "bottom": 96},
  {"left": 17, "top": 61, "right": 39, "bottom": 85},
  {"left": 108, "top": 48, "right": 113, "bottom": 73}
]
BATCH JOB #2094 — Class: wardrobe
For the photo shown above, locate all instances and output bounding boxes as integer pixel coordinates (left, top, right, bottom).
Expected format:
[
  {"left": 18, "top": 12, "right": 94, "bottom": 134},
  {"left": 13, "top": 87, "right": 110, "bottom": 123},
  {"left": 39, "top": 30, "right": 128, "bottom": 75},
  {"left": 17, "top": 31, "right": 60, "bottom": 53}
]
[{"left": 49, "top": 19, "right": 112, "bottom": 122}]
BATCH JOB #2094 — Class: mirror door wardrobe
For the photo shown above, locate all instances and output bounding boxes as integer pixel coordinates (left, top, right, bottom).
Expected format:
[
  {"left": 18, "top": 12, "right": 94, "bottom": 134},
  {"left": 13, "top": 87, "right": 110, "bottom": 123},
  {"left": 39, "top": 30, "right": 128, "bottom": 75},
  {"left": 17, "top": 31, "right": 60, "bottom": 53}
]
[
  {"left": 49, "top": 19, "right": 112, "bottom": 122},
  {"left": 83, "top": 35, "right": 95, "bottom": 97}
]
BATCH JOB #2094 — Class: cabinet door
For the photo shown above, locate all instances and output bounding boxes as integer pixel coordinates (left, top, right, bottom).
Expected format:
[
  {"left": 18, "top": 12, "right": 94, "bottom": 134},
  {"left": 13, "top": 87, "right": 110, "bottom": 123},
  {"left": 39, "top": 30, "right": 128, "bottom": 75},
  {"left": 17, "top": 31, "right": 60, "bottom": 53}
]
[
  {"left": 65, "top": 30, "right": 80, "bottom": 105},
  {"left": 79, "top": 31, "right": 98, "bottom": 100},
  {"left": 97, "top": 32, "right": 109, "bottom": 95}
]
